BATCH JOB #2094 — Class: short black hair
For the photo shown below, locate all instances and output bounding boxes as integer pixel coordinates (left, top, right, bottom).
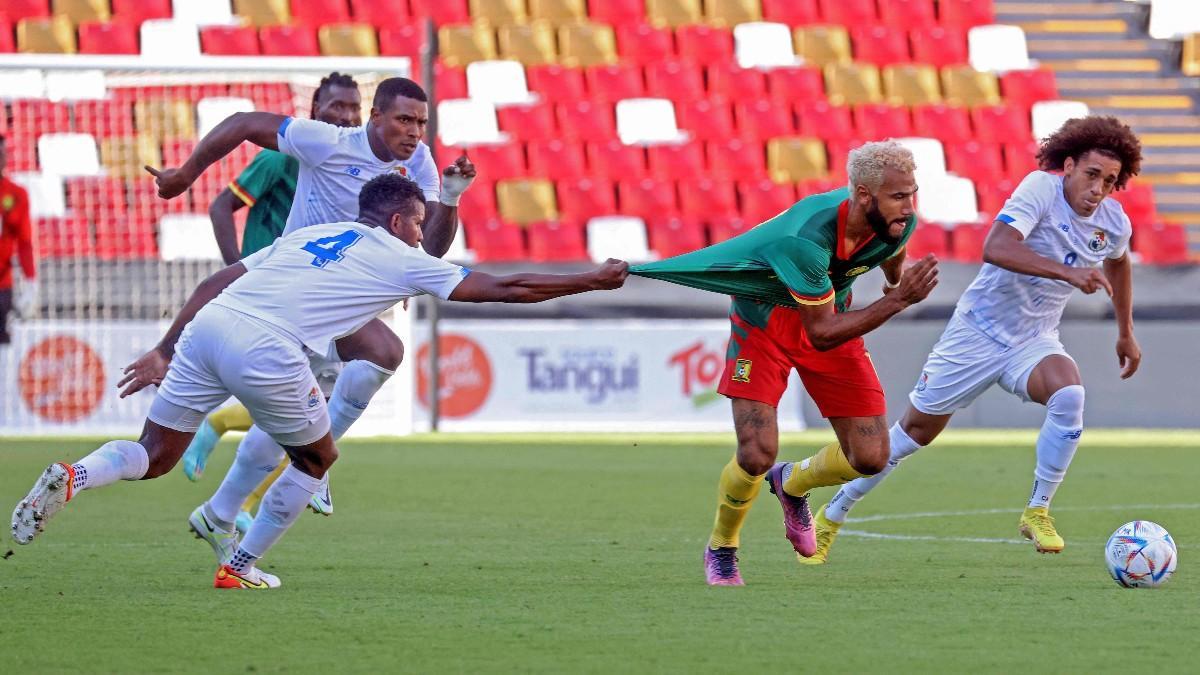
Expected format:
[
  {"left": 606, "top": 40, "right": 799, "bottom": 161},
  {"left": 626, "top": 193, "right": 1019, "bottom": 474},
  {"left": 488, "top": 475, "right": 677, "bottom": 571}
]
[
  {"left": 372, "top": 77, "right": 427, "bottom": 111},
  {"left": 310, "top": 71, "right": 359, "bottom": 118},
  {"left": 359, "top": 173, "right": 425, "bottom": 221},
  {"left": 1038, "top": 116, "right": 1143, "bottom": 190}
]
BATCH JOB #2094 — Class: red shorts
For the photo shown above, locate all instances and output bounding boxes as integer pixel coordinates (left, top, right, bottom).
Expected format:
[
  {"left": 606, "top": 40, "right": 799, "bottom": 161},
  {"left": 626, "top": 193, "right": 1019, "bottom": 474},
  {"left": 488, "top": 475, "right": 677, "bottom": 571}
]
[{"left": 717, "top": 305, "right": 886, "bottom": 418}]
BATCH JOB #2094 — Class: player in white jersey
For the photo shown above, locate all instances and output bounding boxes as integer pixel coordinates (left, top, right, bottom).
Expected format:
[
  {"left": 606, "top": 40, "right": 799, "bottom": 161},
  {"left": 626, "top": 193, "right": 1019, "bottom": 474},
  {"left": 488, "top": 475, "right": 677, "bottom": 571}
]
[
  {"left": 11, "top": 174, "right": 628, "bottom": 589},
  {"left": 800, "top": 116, "right": 1145, "bottom": 561},
  {"left": 147, "top": 78, "right": 477, "bottom": 516}
]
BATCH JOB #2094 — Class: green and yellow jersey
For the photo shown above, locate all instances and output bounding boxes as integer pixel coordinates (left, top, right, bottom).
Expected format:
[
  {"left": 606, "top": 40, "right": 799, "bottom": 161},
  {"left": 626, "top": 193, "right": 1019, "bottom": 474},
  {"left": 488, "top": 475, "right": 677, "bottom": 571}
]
[{"left": 228, "top": 149, "right": 299, "bottom": 258}]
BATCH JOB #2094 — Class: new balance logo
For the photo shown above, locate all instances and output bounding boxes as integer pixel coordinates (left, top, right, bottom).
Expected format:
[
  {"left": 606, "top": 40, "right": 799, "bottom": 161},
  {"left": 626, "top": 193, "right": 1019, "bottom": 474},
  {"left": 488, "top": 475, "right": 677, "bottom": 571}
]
[{"left": 1061, "top": 429, "right": 1082, "bottom": 440}]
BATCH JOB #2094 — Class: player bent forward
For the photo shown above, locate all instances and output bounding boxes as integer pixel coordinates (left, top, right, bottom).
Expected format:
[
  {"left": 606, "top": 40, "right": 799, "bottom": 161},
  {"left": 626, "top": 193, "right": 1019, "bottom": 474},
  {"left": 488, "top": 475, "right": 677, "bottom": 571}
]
[
  {"left": 807, "top": 116, "right": 1144, "bottom": 562},
  {"left": 11, "top": 174, "right": 628, "bottom": 589}
]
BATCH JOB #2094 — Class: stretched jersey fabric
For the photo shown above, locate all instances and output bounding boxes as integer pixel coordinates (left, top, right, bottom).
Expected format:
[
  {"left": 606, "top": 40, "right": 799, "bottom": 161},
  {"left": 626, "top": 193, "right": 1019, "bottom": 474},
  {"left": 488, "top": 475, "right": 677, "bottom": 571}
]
[
  {"left": 631, "top": 188, "right": 914, "bottom": 317},
  {"left": 212, "top": 222, "right": 469, "bottom": 360},
  {"left": 276, "top": 117, "right": 441, "bottom": 236},
  {"left": 228, "top": 149, "right": 298, "bottom": 257},
  {"left": 957, "top": 170, "right": 1131, "bottom": 347}
]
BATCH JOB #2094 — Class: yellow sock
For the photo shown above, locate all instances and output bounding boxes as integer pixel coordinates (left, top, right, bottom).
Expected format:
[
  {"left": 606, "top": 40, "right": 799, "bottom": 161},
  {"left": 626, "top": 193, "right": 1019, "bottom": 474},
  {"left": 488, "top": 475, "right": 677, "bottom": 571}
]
[
  {"left": 207, "top": 403, "right": 254, "bottom": 436},
  {"left": 782, "top": 442, "right": 865, "bottom": 497},
  {"left": 242, "top": 459, "right": 288, "bottom": 514},
  {"left": 709, "top": 457, "right": 765, "bottom": 549}
]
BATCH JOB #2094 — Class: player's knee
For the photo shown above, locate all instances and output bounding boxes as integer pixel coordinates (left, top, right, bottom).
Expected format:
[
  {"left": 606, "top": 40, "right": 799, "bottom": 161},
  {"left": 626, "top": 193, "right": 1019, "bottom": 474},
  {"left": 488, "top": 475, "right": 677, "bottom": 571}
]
[
  {"left": 142, "top": 452, "right": 175, "bottom": 479},
  {"left": 362, "top": 333, "right": 404, "bottom": 371},
  {"left": 846, "top": 439, "right": 889, "bottom": 475},
  {"left": 1046, "top": 384, "right": 1085, "bottom": 429},
  {"left": 735, "top": 436, "right": 776, "bottom": 475}
]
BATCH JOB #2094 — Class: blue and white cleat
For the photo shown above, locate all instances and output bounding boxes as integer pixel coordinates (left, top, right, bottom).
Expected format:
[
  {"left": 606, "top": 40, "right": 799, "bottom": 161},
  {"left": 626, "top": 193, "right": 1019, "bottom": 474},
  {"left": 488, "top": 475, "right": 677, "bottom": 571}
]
[{"left": 181, "top": 420, "right": 220, "bottom": 482}]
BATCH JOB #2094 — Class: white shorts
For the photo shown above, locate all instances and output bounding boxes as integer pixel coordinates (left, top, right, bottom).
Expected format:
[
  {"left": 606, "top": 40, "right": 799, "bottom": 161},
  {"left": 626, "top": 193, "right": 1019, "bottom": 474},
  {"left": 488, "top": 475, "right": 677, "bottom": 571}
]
[
  {"left": 148, "top": 305, "right": 331, "bottom": 446},
  {"left": 908, "top": 312, "right": 1072, "bottom": 416},
  {"left": 306, "top": 351, "right": 342, "bottom": 398}
]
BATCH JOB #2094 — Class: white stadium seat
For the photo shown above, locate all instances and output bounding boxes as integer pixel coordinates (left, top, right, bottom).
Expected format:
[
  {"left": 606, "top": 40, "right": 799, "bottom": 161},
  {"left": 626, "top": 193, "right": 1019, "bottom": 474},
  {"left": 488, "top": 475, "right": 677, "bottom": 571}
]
[
  {"left": 893, "top": 137, "right": 947, "bottom": 183},
  {"left": 158, "top": 214, "right": 224, "bottom": 261},
  {"left": 734, "top": 22, "right": 799, "bottom": 68},
  {"left": 436, "top": 99, "right": 508, "bottom": 146},
  {"left": 38, "top": 134, "right": 102, "bottom": 178},
  {"left": 0, "top": 69, "right": 45, "bottom": 100},
  {"left": 586, "top": 216, "right": 654, "bottom": 263},
  {"left": 1032, "top": 100, "right": 1090, "bottom": 140},
  {"left": 1148, "top": 0, "right": 1200, "bottom": 39},
  {"left": 140, "top": 20, "right": 201, "bottom": 59},
  {"left": 916, "top": 174, "right": 979, "bottom": 224},
  {"left": 466, "top": 60, "right": 536, "bottom": 105},
  {"left": 171, "top": 0, "right": 236, "bottom": 26},
  {"left": 968, "top": 25, "right": 1032, "bottom": 73},
  {"left": 11, "top": 172, "right": 66, "bottom": 218},
  {"left": 44, "top": 70, "right": 107, "bottom": 102},
  {"left": 197, "top": 97, "right": 256, "bottom": 138},
  {"left": 616, "top": 98, "right": 686, "bottom": 145}
]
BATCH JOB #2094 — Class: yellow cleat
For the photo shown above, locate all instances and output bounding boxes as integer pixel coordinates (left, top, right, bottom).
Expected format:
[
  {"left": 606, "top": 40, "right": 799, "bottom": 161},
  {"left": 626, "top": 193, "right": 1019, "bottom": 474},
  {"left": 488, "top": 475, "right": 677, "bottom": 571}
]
[
  {"left": 796, "top": 503, "right": 841, "bottom": 565},
  {"left": 1019, "top": 506, "right": 1065, "bottom": 553}
]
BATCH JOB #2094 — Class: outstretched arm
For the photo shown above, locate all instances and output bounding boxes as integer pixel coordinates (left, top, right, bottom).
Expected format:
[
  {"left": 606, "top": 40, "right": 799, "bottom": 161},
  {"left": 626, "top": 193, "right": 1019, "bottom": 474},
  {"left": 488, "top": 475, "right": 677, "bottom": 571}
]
[
  {"left": 145, "top": 111, "right": 287, "bottom": 199},
  {"left": 448, "top": 260, "right": 628, "bottom": 303},
  {"left": 1103, "top": 252, "right": 1140, "bottom": 378},
  {"left": 422, "top": 153, "right": 477, "bottom": 258},
  {"left": 983, "top": 222, "right": 1112, "bottom": 296}
]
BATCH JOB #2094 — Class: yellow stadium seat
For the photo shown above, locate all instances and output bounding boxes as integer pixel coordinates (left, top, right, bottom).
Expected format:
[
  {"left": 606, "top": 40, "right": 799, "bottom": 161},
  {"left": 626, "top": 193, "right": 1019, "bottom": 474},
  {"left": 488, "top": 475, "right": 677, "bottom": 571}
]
[
  {"left": 558, "top": 22, "right": 617, "bottom": 67},
  {"left": 100, "top": 135, "right": 162, "bottom": 179},
  {"left": 883, "top": 64, "right": 942, "bottom": 106},
  {"left": 646, "top": 0, "right": 703, "bottom": 28},
  {"left": 705, "top": 0, "right": 762, "bottom": 27},
  {"left": 529, "top": 0, "right": 587, "bottom": 22},
  {"left": 1183, "top": 33, "right": 1200, "bottom": 77},
  {"left": 232, "top": 0, "right": 290, "bottom": 26},
  {"left": 824, "top": 63, "right": 883, "bottom": 106},
  {"left": 134, "top": 100, "right": 195, "bottom": 141},
  {"left": 940, "top": 65, "right": 1000, "bottom": 106},
  {"left": 470, "top": 0, "right": 527, "bottom": 24},
  {"left": 767, "top": 137, "right": 828, "bottom": 182},
  {"left": 319, "top": 23, "right": 379, "bottom": 56},
  {"left": 499, "top": 22, "right": 558, "bottom": 65},
  {"left": 17, "top": 17, "right": 76, "bottom": 54},
  {"left": 439, "top": 23, "right": 498, "bottom": 67},
  {"left": 794, "top": 25, "right": 851, "bottom": 66},
  {"left": 52, "top": 0, "right": 110, "bottom": 23},
  {"left": 497, "top": 179, "right": 559, "bottom": 225}
]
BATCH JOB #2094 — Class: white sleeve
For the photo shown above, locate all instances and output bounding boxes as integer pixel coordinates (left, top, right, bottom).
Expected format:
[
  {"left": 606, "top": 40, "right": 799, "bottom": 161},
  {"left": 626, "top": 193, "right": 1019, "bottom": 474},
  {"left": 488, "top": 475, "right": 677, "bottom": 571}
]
[
  {"left": 275, "top": 117, "right": 340, "bottom": 168},
  {"left": 239, "top": 242, "right": 274, "bottom": 271},
  {"left": 400, "top": 253, "right": 470, "bottom": 300},
  {"left": 1109, "top": 212, "right": 1132, "bottom": 260},
  {"left": 407, "top": 142, "right": 441, "bottom": 202},
  {"left": 996, "top": 171, "right": 1057, "bottom": 238}
]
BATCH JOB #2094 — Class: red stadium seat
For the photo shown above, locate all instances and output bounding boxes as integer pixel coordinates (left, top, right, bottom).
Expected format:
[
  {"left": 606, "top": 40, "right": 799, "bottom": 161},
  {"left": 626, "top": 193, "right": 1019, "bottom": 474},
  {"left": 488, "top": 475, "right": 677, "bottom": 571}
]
[
  {"left": 904, "top": 222, "right": 950, "bottom": 259},
  {"left": 556, "top": 101, "right": 617, "bottom": 142},
  {"left": 497, "top": 102, "right": 558, "bottom": 141},
  {"left": 260, "top": 25, "right": 319, "bottom": 56},
  {"left": 410, "top": 0, "right": 469, "bottom": 24},
  {"left": 161, "top": 138, "right": 198, "bottom": 167},
  {"left": 458, "top": 178, "right": 498, "bottom": 222},
  {"left": 79, "top": 21, "right": 139, "bottom": 54},
  {"left": 585, "top": 63, "right": 645, "bottom": 102},
  {"left": 556, "top": 177, "right": 617, "bottom": 223},
  {"left": 945, "top": 140, "right": 1005, "bottom": 185},
  {"left": 586, "top": 140, "right": 648, "bottom": 180},
  {"left": 648, "top": 140, "right": 706, "bottom": 179},
  {"left": 766, "top": 66, "right": 825, "bottom": 102},
  {"left": 527, "top": 220, "right": 588, "bottom": 262},
  {"left": 912, "top": 104, "right": 973, "bottom": 145},
  {"left": 707, "top": 64, "right": 767, "bottom": 99},
  {"left": 644, "top": 60, "right": 706, "bottom": 102},
  {"left": 736, "top": 99, "right": 796, "bottom": 140},
  {"left": 853, "top": 104, "right": 912, "bottom": 140},
  {"left": 1135, "top": 222, "right": 1189, "bottom": 265},
  {"left": 616, "top": 22, "right": 673, "bottom": 64},
  {"left": 798, "top": 177, "right": 844, "bottom": 198},
  {"left": 0, "top": 19, "right": 13, "bottom": 53},
  {"left": 709, "top": 214, "right": 752, "bottom": 242},
  {"left": 350, "top": 0, "right": 410, "bottom": 25},
  {"left": 910, "top": 26, "right": 968, "bottom": 67},
  {"left": 590, "top": 0, "right": 645, "bottom": 24},
  {"left": 647, "top": 216, "right": 707, "bottom": 257},
  {"left": 971, "top": 104, "right": 1031, "bottom": 144},
  {"left": 762, "top": 0, "right": 819, "bottom": 25},
  {"left": 676, "top": 98, "right": 737, "bottom": 141},
  {"left": 880, "top": 0, "right": 937, "bottom": 30},
  {"left": 433, "top": 61, "right": 468, "bottom": 100},
  {"left": 465, "top": 218, "right": 526, "bottom": 262},
  {"left": 1111, "top": 181, "right": 1158, "bottom": 229},
  {"left": 67, "top": 177, "right": 126, "bottom": 217},
  {"left": 38, "top": 216, "right": 94, "bottom": 259},
  {"left": 200, "top": 25, "right": 260, "bottom": 55},
  {"left": 820, "top": 0, "right": 879, "bottom": 25},
  {"left": 290, "top": 0, "right": 351, "bottom": 25},
  {"left": 527, "top": 64, "right": 587, "bottom": 102},
  {"left": 618, "top": 178, "right": 679, "bottom": 219},
  {"left": 95, "top": 214, "right": 158, "bottom": 260},
  {"left": 2, "top": 0, "right": 48, "bottom": 22},
  {"left": 1000, "top": 69, "right": 1059, "bottom": 110},
  {"left": 975, "top": 177, "right": 1016, "bottom": 217},
  {"left": 11, "top": 100, "right": 69, "bottom": 135},
  {"left": 1003, "top": 140, "right": 1040, "bottom": 181},
  {"left": 528, "top": 139, "right": 588, "bottom": 179},
  {"left": 379, "top": 24, "right": 423, "bottom": 59},
  {"left": 72, "top": 100, "right": 133, "bottom": 137},
  {"left": 111, "top": 0, "right": 171, "bottom": 24},
  {"left": 738, "top": 179, "right": 797, "bottom": 223},
  {"left": 797, "top": 101, "right": 854, "bottom": 140},
  {"left": 950, "top": 221, "right": 988, "bottom": 262},
  {"left": 852, "top": 25, "right": 910, "bottom": 66},
  {"left": 463, "top": 143, "right": 526, "bottom": 180},
  {"left": 679, "top": 177, "right": 738, "bottom": 220},
  {"left": 824, "top": 139, "right": 866, "bottom": 180},
  {"left": 707, "top": 139, "right": 768, "bottom": 181},
  {"left": 676, "top": 24, "right": 733, "bottom": 65},
  {"left": 939, "top": 0, "right": 995, "bottom": 28}
]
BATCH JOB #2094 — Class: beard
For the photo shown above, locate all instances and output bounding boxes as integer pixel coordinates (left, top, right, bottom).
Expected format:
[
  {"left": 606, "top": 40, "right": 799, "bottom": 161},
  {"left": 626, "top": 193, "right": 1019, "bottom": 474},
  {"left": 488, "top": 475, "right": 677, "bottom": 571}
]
[{"left": 867, "top": 197, "right": 903, "bottom": 245}]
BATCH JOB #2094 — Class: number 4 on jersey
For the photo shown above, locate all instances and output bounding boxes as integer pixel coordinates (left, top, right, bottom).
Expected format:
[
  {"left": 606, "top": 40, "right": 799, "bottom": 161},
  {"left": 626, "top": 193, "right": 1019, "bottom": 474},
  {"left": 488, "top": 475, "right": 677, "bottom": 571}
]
[{"left": 302, "top": 230, "right": 362, "bottom": 268}]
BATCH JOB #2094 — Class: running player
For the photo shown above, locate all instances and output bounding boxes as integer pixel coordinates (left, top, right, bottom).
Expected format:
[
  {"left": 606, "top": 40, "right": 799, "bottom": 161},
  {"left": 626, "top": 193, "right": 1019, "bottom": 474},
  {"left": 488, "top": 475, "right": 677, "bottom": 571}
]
[
  {"left": 805, "top": 116, "right": 1143, "bottom": 563},
  {"left": 631, "top": 141, "right": 939, "bottom": 585},
  {"left": 11, "top": 173, "right": 628, "bottom": 589}
]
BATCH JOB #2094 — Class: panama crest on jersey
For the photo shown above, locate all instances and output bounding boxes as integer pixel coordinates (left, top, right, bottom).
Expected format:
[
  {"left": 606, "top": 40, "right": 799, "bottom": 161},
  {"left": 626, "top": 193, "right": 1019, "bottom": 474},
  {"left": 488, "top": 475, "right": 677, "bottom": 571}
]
[
  {"left": 1087, "top": 229, "right": 1108, "bottom": 253},
  {"left": 393, "top": 166, "right": 409, "bottom": 176}
]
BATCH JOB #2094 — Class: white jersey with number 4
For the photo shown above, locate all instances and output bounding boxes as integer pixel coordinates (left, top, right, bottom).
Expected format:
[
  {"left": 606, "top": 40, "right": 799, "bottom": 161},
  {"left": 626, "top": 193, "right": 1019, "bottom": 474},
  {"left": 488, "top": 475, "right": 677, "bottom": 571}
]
[
  {"left": 276, "top": 117, "right": 441, "bottom": 236},
  {"left": 211, "top": 222, "right": 469, "bottom": 360},
  {"left": 955, "top": 170, "right": 1131, "bottom": 347}
]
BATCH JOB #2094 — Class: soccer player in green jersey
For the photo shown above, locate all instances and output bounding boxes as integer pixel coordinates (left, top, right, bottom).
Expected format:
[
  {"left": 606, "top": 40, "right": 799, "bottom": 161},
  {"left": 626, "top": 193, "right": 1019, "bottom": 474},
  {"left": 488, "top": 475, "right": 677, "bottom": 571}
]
[{"left": 632, "top": 141, "right": 940, "bottom": 585}]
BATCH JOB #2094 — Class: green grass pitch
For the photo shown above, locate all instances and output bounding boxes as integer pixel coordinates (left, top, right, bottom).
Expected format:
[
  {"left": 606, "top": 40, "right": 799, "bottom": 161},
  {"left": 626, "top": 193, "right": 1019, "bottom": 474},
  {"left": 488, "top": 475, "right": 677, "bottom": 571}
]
[{"left": 2, "top": 430, "right": 1198, "bottom": 673}]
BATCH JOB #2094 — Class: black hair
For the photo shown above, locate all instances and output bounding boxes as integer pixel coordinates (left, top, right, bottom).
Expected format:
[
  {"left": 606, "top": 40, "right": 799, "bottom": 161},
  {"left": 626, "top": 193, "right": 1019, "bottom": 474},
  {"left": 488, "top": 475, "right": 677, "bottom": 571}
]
[
  {"left": 358, "top": 173, "right": 425, "bottom": 222},
  {"left": 372, "top": 77, "right": 427, "bottom": 112},
  {"left": 309, "top": 71, "right": 359, "bottom": 118},
  {"left": 1037, "top": 116, "right": 1143, "bottom": 190}
]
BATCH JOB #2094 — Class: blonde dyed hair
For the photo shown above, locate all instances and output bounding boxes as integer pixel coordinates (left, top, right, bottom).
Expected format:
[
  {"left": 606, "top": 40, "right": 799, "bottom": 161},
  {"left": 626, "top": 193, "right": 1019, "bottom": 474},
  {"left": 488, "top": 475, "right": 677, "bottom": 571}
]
[{"left": 846, "top": 141, "right": 916, "bottom": 193}]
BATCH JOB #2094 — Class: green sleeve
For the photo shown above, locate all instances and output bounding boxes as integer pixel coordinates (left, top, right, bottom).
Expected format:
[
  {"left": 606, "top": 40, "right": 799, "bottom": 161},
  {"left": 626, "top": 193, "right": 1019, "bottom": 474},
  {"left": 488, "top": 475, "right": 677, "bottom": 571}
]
[
  {"left": 760, "top": 237, "right": 834, "bottom": 305},
  {"left": 228, "top": 150, "right": 287, "bottom": 207}
]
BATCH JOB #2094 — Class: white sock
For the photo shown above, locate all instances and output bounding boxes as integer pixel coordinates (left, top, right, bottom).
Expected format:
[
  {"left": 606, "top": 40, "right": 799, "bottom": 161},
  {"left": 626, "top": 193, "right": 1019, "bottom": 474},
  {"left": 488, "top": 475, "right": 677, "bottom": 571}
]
[
  {"left": 207, "top": 426, "right": 285, "bottom": 524},
  {"left": 825, "top": 423, "right": 923, "bottom": 524},
  {"left": 1028, "top": 385, "right": 1084, "bottom": 509},
  {"left": 239, "top": 464, "right": 323, "bottom": 559},
  {"left": 328, "top": 359, "right": 393, "bottom": 439},
  {"left": 70, "top": 440, "right": 149, "bottom": 492}
]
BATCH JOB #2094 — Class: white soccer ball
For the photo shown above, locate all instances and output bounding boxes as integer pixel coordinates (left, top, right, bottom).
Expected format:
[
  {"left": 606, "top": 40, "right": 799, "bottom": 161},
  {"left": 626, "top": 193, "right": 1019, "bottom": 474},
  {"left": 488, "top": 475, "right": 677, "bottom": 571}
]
[{"left": 1105, "top": 520, "right": 1178, "bottom": 588}]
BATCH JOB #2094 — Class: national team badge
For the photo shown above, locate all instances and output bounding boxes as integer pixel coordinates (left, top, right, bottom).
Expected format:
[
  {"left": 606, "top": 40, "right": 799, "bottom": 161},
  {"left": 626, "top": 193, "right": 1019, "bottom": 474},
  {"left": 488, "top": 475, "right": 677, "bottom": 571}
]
[
  {"left": 1, "top": 195, "right": 12, "bottom": 211},
  {"left": 732, "top": 359, "right": 752, "bottom": 383},
  {"left": 846, "top": 265, "right": 869, "bottom": 277},
  {"left": 306, "top": 386, "right": 320, "bottom": 408},
  {"left": 393, "top": 166, "right": 409, "bottom": 176},
  {"left": 1088, "top": 230, "right": 1108, "bottom": 253}
]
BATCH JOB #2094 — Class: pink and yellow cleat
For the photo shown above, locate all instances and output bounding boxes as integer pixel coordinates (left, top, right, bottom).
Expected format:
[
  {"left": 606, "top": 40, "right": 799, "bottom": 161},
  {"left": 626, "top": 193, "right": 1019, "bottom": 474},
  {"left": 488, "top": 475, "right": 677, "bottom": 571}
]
[
  {"left": 765, "top": 463, "right": 817, "bottom": 557},
  {"left": 704, "top": 546, "right": 744, "bottom": 586},
  {"left": 214, "top": 564, "right": 281, "bottom": 589}
]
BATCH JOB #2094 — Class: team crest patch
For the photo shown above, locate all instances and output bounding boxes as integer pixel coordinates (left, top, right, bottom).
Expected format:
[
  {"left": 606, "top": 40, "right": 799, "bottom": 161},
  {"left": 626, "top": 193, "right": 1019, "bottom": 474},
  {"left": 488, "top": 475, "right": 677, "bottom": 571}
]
[
  {"left": 732, "top": 359, "right": 752, "bottom": 383},
  {"left": 916, "top": 371, "right": 929, "bottom": 392},
  {"left": 1, "top": 195, "right": 12, "bottom": 211},
  {"left": 1088, "top": 230, "right": 1108, "bottom": 253},
  {"left": 393, "top": 166, "right": 409, "bottom": 176},
  {"left": 846, "top": 265, "right": 869, "bottom": 277},
  {"left": 306, "top": 386, "right": 321, "bottom": 408}
]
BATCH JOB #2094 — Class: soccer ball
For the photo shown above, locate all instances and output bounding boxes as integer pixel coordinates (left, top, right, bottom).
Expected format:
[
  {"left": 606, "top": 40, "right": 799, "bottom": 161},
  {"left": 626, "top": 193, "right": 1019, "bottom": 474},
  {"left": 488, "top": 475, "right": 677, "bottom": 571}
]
[{"left": 1105, "top": 521, "right": 1178, "bottom": 588}]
